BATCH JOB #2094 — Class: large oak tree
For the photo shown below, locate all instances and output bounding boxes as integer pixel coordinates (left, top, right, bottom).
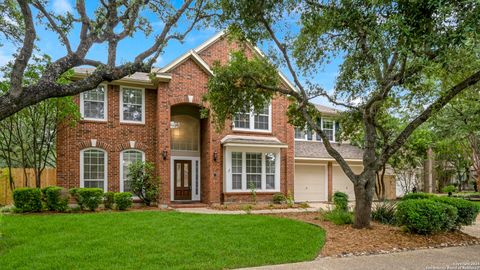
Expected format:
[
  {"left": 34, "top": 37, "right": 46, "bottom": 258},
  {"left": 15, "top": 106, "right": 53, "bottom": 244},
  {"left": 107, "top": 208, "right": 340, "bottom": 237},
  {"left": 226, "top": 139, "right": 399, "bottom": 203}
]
[
  {"left": 205, "top": 0, "right": 480, "bottom": 228},
  {"left": 0, "top": 0, "right": 214, "bottom": 120}
]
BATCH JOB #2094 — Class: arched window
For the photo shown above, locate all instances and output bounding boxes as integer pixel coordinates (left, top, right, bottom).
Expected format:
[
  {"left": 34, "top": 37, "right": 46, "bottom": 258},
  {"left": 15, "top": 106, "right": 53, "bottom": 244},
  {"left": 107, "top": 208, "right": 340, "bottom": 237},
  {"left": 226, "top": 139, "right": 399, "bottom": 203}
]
[
  {"left": 170, "top": 115, "right": 200, "bottom": 151},
  {"left": 80, "top": 148, "right": 107, "bottom": 191},
  {"left": 120, "top": 150, "right": 145, "bottom": 192}
]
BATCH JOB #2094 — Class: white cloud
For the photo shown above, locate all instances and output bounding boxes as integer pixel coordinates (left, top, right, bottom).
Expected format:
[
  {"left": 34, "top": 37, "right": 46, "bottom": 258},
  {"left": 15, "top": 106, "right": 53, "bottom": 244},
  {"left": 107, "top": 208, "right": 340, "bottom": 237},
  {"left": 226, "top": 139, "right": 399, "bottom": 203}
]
[{"left": 53, "top": 0, "right": 73, "bottom": 14}]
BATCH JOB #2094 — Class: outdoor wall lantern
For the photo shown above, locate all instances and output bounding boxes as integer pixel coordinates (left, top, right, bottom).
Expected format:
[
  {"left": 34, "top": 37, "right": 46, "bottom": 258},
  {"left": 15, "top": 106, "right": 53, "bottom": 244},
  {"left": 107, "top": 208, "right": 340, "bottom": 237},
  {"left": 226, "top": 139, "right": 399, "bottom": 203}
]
[
  {"left": 162, "top": 149, "right": 168, "bottom": 160},
  {"left": 213, "top": 150, "right": 218, "bottom": 162}
]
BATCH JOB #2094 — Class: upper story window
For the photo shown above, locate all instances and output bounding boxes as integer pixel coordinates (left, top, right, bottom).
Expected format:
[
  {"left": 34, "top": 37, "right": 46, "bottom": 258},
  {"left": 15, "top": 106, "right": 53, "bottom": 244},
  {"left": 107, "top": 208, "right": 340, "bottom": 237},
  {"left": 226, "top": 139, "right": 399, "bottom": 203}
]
[
  {"left": 80, "top": 85, "right": 107, "bottom": 121},
  {"left": 295, "top": 118, "right": 337, "bottom": 142},
  {"left": 120, "top": 87, "right": 145, "bottom": 124},
  {"left": 233, "top": 104, "right": 272, "bottom": 132}
]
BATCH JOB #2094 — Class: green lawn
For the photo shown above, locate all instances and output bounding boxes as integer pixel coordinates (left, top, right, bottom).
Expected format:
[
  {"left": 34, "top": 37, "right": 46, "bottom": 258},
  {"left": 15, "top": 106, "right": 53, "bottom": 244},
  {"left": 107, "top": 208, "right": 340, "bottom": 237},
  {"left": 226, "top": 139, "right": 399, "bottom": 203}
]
[{"left": 0, "top": 211, "right": 325, "bottom": 270}]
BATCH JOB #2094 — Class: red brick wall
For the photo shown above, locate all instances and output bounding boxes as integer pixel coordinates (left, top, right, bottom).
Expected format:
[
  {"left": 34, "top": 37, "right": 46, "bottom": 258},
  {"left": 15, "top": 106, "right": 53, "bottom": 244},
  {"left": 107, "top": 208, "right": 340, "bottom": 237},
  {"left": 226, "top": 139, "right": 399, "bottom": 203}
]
[
  {"left": 56, "top": 85, "right": 157, "bottom": 192},
  {"left": 57, "top": 34, "right": 295, "bottom": 205}
]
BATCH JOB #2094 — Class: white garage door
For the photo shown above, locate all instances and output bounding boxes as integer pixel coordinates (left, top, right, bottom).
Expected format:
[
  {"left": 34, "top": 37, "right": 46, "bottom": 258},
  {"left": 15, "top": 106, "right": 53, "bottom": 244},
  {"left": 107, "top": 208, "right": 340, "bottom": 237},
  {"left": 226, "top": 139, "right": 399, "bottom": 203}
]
[
  {"left": 294, "top": 164, "right": 326, "bottom": 202},
  {"left": 332, "top": 165, "right": 363, "bottom": 200}
]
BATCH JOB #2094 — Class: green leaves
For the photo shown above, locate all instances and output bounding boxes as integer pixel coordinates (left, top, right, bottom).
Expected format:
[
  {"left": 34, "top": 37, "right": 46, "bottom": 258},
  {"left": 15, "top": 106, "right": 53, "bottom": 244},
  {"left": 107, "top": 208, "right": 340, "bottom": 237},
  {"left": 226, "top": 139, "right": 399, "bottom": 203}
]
[{"left": 204, "top": 51, "right": 279, "bottom": 131}]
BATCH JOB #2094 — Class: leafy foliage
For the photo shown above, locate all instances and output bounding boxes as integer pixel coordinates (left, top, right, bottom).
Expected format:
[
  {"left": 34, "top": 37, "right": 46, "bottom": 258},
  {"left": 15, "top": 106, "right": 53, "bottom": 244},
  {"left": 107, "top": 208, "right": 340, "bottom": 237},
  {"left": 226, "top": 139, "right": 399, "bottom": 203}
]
[
  {"left": 103, "top": 192, "right": 115, "bottom": 210},
  {"left": 323, "top": 210, "right": 354, "bottom": 225},
  {"left": 430, "top": 197, "right": 480, "bottom": 226},
  {"left": 127, "top": 161, "right": 159, "bottom": 206},
  {"left": 371, "top": 201, "right": 398, "bottom": 225},
  {"left": 396, "top": 199, "right": 457, "bottom": 234},
  {"left": 42, "top": 186, "right": 68, "bottom": 212},
  {"left": 69, "top": 188, "right": 103, "bottom": 211},
  {"left": 114, "top": 192, "right": 133, "bottom": 210},
  {"left": 333, "top": 191, "right": 349, "bottom": 211},
  {"left": 12, "top": 188, "right": 42, "bottom": 212},
  {"left": 442, "top": 185, "right": 456, "bottom": 194},
  {"left": 272, "top": 193, "right": 286, "bottom": 204},
  {"left": 401, "top": 192, "right": 435, "bottom": 200}
]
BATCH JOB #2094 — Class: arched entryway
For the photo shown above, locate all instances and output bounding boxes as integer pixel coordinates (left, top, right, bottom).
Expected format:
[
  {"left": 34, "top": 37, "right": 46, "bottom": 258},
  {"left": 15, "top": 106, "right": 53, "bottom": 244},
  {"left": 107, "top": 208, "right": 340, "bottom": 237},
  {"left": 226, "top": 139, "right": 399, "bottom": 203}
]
[{"left": 170, "top": 104, "right": 201, "bottom": 201}]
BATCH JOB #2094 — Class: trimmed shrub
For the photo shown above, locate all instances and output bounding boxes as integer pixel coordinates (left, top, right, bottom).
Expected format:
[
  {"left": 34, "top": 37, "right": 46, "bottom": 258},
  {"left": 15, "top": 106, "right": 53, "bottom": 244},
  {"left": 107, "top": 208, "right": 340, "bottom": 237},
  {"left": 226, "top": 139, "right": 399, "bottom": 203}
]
[
  {"left": 396, "top": 199, "right": 457, "bottom": 234},
  {"left": 272, "top": 193, "right": 286, "bottom": 204},
  {"left": 372, "top": 201, "right": 398, "bottom": 225},
  {"left": 441, "top": 185, "right": 456, "bottom": 194},
  {"left": 13, "top": 188, "right": 42, "bottom": 212},
  {"left": 103, "top": 192, "right": 115, "bottom": 210},
  {"left": 401, "top": 192, "right": 435, "bottom": 200},
  {"left": 42, "top": 186, "right": 69, "bottom": 212},
  {"left": 114, "top": 192, "right": 133, "bottom": 210},
  {"left": 431, "top": 196, "right": 480, "bottom": 226},
  {"left": 324, "top": 210, "right": 353, "bottom": 225},
  {"left": 69, "top": 188, "right": 103, "bottom": 211},
  {"left": 333, "top": 191, "right": 348, "bottom": 211}
]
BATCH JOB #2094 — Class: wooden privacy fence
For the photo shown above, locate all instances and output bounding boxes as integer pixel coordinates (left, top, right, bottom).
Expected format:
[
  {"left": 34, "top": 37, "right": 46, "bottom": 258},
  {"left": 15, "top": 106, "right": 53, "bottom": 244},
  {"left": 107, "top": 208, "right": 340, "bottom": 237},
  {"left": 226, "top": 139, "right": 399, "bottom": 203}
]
[{"left": 0, "top": 168, "right": 57, "bottom": 205}]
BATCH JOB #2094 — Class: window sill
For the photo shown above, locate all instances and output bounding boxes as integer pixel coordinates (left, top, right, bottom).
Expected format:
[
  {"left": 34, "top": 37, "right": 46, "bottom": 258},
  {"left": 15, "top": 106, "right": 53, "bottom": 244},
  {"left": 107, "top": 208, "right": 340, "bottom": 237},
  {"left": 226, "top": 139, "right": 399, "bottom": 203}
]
[
  {"left": 81, "top": 119, "right": 108, "bottom": 123},
  {"left": 224, "top": 191, "right": 280, "bottom": 195},
  {"left": 119, "top": 121, "right": 145, "bottom": 126},
  {"left": 232, "top": 129, "right": 273, "bottom": 135}
]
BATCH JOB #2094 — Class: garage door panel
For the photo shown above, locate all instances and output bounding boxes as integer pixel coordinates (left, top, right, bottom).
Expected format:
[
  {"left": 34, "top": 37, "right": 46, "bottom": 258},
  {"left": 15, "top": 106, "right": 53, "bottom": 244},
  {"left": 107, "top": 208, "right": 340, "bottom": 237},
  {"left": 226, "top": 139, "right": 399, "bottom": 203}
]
[
  {"left": 294, "top": 165, "right": 326, "bottom": 202},
  {"left": 332, "top": 166, "right": 363, "bottom": 200}
]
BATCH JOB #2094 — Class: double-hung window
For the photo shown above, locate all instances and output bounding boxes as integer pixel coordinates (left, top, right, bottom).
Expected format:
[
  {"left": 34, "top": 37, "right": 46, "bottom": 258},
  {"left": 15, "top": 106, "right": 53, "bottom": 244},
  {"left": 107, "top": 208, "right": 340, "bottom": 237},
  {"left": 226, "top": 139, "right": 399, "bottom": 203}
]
[
  {"left": 294, "top": 118, "right": 336, "bottom": 142},
  {"left": 81, "top": 148, "right": 107, "bottom": 191},
  {"left": 120, "top": 150, "right": 145, "bottom": 193},
  {"left": 120, "top": 87, "right": 145, "bottom": 123},
  {"left": 80, "top": 85, "right": 107, "bottom": 121},
  {"left": 226, "top": 149, "right": 280, "bottom": 192},
  {"left": 233, "top": 103, "right": 272, "bottom": 132}
]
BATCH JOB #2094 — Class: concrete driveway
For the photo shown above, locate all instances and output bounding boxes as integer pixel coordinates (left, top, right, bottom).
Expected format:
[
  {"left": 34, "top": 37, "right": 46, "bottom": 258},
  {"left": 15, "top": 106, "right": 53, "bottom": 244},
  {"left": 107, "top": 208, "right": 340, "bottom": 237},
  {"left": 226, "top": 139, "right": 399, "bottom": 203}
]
[{"left": 238, "top": 245, "right": 480, "bottom": 270}]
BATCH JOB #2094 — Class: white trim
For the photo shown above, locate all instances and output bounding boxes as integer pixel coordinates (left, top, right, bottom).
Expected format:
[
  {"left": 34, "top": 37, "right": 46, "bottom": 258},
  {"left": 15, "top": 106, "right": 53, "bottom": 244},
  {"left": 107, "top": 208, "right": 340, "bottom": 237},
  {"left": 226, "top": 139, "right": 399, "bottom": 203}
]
[
  {"left": 119, "top": 149, "right": 145, "bottom": 193},
  {"left": 80, "top": 148, "right": 108, "bottom": 192},
  {"left": 159, "top": 50, "right": 213, "bottom": 75},
  {"left": 194, "top": 30, "right": 226, "bottom": 52},
  {"left": 79, "top": 84, "right": 108, "bottom": 122},
  {"left": 120, "top": 86, "right": 146, "bottom": 124},
  {"left": 295, "top": 157, "right": 363, "bottom": 162},
  {"left": 224, "top": 146, "right": 281, "bottom": 193},
  {"left": 222, "top": 143, "right": 287, "bottom": 148},
  {"left": 233, "top": 103, "right": 272, "bottom": 133},
  {"left": 294, "top": 118, "right": 337, "bottom": 142},
  {"left": 170, "top": 156, "right": 201, "bottom": 201}
]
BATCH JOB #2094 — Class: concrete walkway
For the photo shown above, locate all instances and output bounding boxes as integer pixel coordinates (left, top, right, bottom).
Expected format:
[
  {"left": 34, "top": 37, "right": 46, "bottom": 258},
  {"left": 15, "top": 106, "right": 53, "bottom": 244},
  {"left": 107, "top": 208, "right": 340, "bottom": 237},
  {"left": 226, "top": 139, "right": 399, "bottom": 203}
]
[
  {"left": 238, "top": 246, "right": 480, "bottom": 270},
  {"left": 174, "top": 202, "right": 336, "bottom": 215},
  {"left": 461, "top": 216, "right": 480, "bottom": 238}
]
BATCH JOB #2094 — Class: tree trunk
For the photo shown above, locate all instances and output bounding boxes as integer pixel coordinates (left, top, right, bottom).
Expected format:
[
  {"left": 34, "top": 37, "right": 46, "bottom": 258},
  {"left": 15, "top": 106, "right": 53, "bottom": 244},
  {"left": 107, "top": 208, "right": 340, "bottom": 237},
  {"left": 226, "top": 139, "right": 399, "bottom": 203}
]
[{"left": 353, "top": 171, "right": 376, "bottom": 228}]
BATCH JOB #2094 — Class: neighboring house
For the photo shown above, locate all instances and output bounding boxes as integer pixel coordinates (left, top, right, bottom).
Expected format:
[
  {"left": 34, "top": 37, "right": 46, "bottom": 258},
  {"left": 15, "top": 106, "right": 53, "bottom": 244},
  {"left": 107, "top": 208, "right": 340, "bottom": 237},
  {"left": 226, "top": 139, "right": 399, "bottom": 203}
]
[{"left": 56, "top": 31, "right": 395, "bottom": 205}]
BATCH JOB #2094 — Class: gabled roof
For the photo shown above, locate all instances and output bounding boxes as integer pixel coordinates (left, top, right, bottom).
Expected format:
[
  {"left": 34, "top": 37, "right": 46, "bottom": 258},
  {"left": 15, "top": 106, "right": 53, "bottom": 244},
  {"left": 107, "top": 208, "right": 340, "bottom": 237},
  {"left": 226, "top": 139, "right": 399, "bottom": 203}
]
[
  {"left": 72, "top": 67, "right": 171, "bottom": 88},
  {"left": 159, "top": 30, "right": 297, "bottom": 92},
  {"left": 314, "top": 104, "right": 339, "bottom": 115},
  {"left": 158, "top": 50, "right": 213, "bottom": 75}
]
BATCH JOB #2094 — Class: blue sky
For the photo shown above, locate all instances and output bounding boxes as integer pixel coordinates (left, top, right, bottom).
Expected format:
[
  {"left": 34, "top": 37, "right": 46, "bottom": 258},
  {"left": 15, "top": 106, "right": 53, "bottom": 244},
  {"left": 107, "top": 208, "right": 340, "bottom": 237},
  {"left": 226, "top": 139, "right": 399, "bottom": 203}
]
[{"left": 0, "top": 0, "right": 341, "bottom": 106}]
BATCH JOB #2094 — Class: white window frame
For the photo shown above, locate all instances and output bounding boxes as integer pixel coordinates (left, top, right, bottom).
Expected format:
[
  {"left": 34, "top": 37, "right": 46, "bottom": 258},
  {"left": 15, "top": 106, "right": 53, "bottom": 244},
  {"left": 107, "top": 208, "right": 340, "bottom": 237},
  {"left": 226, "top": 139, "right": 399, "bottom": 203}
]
[
  {"left": 119, "top": 149, "right": 145, "bottom": 193},
  {"left": 79, "top": 84, "right": 108, "bottom": 121},
  {"left": 294, "top": 118, "right": 336, "bottom": 142},
  {"left": 80, "top": 148, "right": 108, "bottom": 192},
  {"left": 120, "top": 86, "right": 145, "bottom": 124},
  {"left": 224, "top": 146, "right": 281, "bottom": 193},
  {"left": 233, "top": 103, "right": 272, "bottom": 133}
]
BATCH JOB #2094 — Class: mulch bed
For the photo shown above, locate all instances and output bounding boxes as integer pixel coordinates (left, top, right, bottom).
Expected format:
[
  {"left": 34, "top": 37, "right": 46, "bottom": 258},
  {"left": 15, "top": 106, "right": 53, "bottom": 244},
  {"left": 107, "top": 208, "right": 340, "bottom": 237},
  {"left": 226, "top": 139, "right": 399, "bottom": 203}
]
[
  {"left": 210, "top": 203, "right": 307, "bottom": 211},
  {"left": 270, "top": 212, "right": 480, "bottom": 258}
]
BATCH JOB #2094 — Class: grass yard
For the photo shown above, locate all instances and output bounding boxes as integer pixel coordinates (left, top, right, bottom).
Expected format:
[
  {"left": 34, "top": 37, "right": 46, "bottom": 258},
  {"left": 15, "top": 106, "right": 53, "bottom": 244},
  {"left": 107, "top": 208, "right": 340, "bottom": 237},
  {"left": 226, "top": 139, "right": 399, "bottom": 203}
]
[{"left": 0, "top": 211, "right": 325, "bottom": 270}]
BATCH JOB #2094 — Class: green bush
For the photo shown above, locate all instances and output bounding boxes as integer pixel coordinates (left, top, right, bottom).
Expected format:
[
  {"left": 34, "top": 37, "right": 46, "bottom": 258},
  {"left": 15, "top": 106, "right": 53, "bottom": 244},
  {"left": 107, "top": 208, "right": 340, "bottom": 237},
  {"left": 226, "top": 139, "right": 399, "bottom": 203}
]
[
  {"left": 13, "top": 188, "right": 42, "bottom": 212},
  {"left": 127, "top": 161, "right": 159, "bottom": 206},
  {"left": 69, "top": 188, "right": 103, "bottom": 211},
  {"left": 441, "top": 185, "right": 456, "bottom": 194},
  {"left": 401, "top": 192, "right": 435, "bottom": 200},
  {"left": 323, "top": 209, "right": 353, "bottom": 225},
  {"left": 431, "top": 197, "right": 480, "bottom": 226},
  {"left": 42, "top": 186, "right": 69, "bottom": 212},
  {"left": 333, "top": 191, "right": 348, "bottom": 211},
  {"left": 272, "top": 193, "right": 286, "bottom": 204},
  {"left": 103, "top": 192, "right": 115, "bottom": 210},
  {"left": 396, "top": 199, "right": 457, "bottom": 234},
  {"left": 372, "top": 201, "right": 398, "bottom": 225},
  {"left": 114, "top": 192, "right": 133, "bottom": 210}
]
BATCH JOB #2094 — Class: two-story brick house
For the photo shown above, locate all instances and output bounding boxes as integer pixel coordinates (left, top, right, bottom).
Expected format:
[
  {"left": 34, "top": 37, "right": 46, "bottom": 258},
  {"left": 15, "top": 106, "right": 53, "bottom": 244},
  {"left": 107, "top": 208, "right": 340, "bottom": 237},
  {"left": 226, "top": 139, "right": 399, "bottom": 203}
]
[{"left": 56, "top": 31, "right": 395, "bottom": 206}]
